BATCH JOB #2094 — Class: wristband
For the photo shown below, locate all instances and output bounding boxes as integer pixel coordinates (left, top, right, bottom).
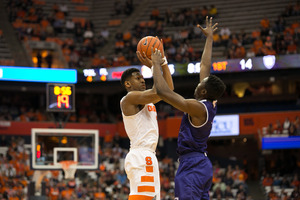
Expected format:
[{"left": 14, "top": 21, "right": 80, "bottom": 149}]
[{"left": 161, "top": 56, "right": 168, "bottom": 66}]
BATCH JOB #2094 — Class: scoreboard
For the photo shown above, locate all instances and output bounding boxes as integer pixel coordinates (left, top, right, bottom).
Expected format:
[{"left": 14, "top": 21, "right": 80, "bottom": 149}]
[
  {"left": 46, "top": 83, "right": 75, "bottom": 112},
  {"left": 77, "top": 54, "right": 300, "bottom": 82}
]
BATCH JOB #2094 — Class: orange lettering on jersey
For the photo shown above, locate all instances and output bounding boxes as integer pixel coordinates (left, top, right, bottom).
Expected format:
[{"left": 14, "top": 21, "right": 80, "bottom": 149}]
[
  {"left": 138, "top": 186, "right": 155, "bottom": 193},
  {"left": 146, "top": 166, "right": 153, "bottom": 172},
  {"left": 129, "top": 195, "right": 154, "bottom": 200},
  {"left": 141, "top": 176, "right": 154, "bottom": 182},
  {"left": 147, "top": 105, "right": 156, "bottom": 112},
  {"left": 145, "top": 157, "right": 152, "bottom": 165}
]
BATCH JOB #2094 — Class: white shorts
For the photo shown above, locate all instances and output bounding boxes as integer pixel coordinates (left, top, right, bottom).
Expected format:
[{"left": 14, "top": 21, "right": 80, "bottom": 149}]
[{"left": 125, "top": 148, "right": 160, "bottom": 198}]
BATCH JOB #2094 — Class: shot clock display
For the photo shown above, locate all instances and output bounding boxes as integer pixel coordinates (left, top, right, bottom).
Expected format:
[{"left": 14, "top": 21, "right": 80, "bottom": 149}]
[{"left": 46, "top": 83, "right": 75, "bottom": 112}]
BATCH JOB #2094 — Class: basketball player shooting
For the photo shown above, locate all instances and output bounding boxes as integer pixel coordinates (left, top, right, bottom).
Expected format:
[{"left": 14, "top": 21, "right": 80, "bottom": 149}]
[
  {"left": 120, "top": 38, "right": 173, "bottom": 200},
  {"left": 151, "top": 17, "right": 226, "bottom": 199}
]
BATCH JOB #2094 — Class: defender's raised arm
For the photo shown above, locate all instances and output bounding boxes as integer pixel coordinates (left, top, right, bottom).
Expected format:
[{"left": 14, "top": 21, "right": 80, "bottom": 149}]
[{"left": 198, "top": 16, "right": 218, "bottom": 82}]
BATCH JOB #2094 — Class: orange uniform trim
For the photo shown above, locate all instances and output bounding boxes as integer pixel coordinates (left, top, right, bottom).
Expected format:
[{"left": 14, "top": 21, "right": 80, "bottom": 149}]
[
  {"left": 129, "top": 195, "right": 154, "bottom": 200},
  {"left": 141, "top": 176, "right": 154, "bottom": 182},
  {"left": 137, "top": 186, "right": 155, "bottom": 193},
  {"left": 145, "top": 166, "right": 153, "bottom": 172}
]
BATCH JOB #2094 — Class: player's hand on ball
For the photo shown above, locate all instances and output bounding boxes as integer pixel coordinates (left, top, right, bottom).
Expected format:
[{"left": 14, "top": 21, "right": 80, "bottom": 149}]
[
  {"left": 151, "top": 47, "right": 163, "bottom": 66},
  {"left": 136, "top": 51, "right": 152, "bottom": 68}
]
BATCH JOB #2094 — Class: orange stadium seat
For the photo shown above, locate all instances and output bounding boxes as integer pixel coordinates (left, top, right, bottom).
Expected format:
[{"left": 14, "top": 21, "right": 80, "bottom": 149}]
[
  {"left": 139, "top": 21, "right": 147, "bottom": 27},
  {"left": 0, "top": 59, "right": 15, "bottom": 66},
  {"left": 12, "top": 19, "right": 23, "bottom": 29},
  {"left": 108, "top": 19, "right": 121, "bottom": 26},
  {"left": 55, "top": 11, "right": 65, "bottom": 20},
  {"left": 147, "top": 20, "right": 155, "bottom": 27},
  {"left": 75, "top": 6, "right": 89, "bottom": 12},
  {"left": 33, "top": 0, "right": 46, "bottom": 5},
  {"left": 72, "top": 0, "right": 84, "bottom": 3}
]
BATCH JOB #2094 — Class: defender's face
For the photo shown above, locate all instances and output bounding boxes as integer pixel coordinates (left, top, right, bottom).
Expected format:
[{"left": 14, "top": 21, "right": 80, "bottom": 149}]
[
  {"left": 194, "top": 77, "right": 208, "bottom": 99},
  {"left": 127, "top": 72, "right": 146, "bottom": 91}
]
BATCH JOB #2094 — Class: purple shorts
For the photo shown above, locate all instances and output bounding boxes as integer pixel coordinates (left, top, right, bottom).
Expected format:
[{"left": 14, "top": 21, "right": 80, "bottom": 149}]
[{"left": 175, "top": 152, "right": 213, "bottom": 200}]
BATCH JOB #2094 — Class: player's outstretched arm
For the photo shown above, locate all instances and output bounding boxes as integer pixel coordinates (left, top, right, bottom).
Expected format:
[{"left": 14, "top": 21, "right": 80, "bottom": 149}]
[
  {"left": 198, "top": 16, "right": 218, "bottom": 82},
  {"left": 159, "top": 38, "right": 174, "bottom": 91},
  {"left": 152, "top": 48, "right": 206, "bottom": 118},
  {"left": 136, "top": 44, "right": 174, "bottom": 91}
]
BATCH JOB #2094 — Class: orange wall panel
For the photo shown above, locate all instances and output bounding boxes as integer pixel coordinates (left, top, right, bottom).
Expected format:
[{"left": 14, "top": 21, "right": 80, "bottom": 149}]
[
  {"left": 158, "top": 120, "right": 167, "bottom": 139},
  {"left": 0, "top": 110, "right": 299, "bottom": 138},
  {"left": 116, "top": 121, "right": 127, "bottom": 137},
  {"left": 0, "top": 122, "right": 116, "bottom": 137},
  {"left": 165, "top": 117, "right": 181, "bottom": 138}
]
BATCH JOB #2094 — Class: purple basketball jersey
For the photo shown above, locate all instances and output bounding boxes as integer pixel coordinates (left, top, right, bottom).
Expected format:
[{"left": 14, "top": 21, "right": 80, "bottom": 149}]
[{"left": 177, "top": 99, "right": 216, "bottom": 156}]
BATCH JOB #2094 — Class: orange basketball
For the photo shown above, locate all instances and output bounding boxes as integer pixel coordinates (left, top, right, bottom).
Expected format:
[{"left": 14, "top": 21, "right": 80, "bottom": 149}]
[{"left": 137, "top": 36, "right": 164, "bottom": 59}]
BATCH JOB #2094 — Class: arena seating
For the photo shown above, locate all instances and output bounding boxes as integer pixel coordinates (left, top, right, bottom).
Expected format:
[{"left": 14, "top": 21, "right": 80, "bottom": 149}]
[
  {"left": 3, "top": 0, "right": 299, "bottom": 68},
  {"left": 94, "top": 0, "right": 299, "bottom": 60},
  {"left": 259, "top": 132, "right": 300, "bottom": 199},
  {"left": 0, "top": 30, "right": 14, "bottom": 66},
  {"left": 91, "top": 0, "right": 139, "bottom": 35}
]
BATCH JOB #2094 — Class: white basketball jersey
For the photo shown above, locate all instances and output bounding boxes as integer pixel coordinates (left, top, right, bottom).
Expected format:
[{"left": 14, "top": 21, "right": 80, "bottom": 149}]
[{"left": 121, "top": 98, "right": 159, "bottom": 152}]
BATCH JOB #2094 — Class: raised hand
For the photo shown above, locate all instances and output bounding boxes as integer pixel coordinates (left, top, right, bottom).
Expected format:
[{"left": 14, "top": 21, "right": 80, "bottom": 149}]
[
  {"left": 157, "top": 37, "right": 165, "bottom": 58},
  {"left": 151, "top": 47, "right": 163, "bottom": 67},
  {"left": 197, "top": 16, "right": 218, "bottom": 38}
]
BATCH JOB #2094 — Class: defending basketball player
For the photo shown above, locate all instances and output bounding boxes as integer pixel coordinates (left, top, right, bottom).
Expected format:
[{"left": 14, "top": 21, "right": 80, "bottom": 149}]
[
  {"left": 151, "top": 17, "right": 226, "bottom": 199},
  {"left": 120, "top": 38, "right": 173, "bottom": 200}
]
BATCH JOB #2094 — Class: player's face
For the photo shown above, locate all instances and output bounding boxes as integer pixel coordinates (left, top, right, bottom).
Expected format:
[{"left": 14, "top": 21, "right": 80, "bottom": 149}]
[
  {"left": 128, "top": 72, "right": 146, "bottom": 91},
  {"left": 194, "top": 77, "right": 208, "bottom": 99}
]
